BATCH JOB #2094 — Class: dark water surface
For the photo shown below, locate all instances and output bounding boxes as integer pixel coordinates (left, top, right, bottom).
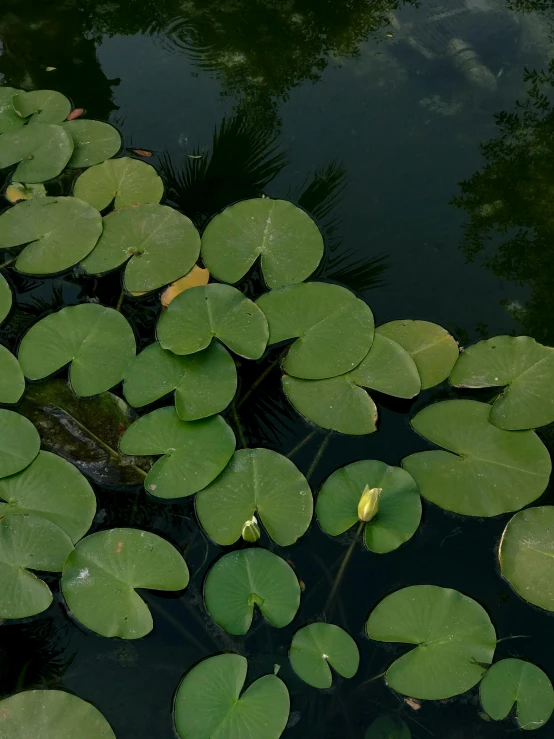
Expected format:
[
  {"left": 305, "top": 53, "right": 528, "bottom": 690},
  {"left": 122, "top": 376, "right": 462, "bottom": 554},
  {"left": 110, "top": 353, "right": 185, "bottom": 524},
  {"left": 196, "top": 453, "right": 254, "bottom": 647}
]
[{"left": 2, "top": 1, "right": 554, "bottom": 737}]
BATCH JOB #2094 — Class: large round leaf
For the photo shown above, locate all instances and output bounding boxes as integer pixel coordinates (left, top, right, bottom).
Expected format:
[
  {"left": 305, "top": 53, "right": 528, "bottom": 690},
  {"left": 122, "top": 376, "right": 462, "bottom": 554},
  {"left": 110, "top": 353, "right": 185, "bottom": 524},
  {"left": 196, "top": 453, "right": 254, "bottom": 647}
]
[
  {"left": 376, "top": 320, "right": 459, "bottom": 389},
  {"left": 157, "top": 284, "right": 269, "bottom": 360},
  {"left": 499, "top": 506, "right": 554, "bottom": 612},
  {"left": 0, "top": 197, "right": 102, "bottom": 274},
  {"left": 365, "top": 716, "right": 411, "bottom": 739},
  {"left": 0, "top": 513, "right": 73, "bottom": 618},
  {"left": 81, "top": 204, "right": 200, "bottom": 293},
  {"left": 0, "top": 273, "right": 12, "bottom": 324},
  {"left": 0, "top": 690, "right": 115, "bottom": 739},
  {"left": 0, "top": 124, "right": 73, "bottom": 183},
  {"left": 174, "top": 654, "right": 290, "bottom": 739},
  {"left": 450, "top": 336, "right": 554, "bottom": 430},
  {"left": 0, "top": 345, "right": 24, "bottom": 403},
  {"left": 18, "top": 303, "right": 136, "bottom": 396},
  {"left": 196, "top": 448, "right": 313, "bottom": 546},
  {"left": 366, "top": 585, "right": 496, "bottom": 700},
  {"left": 63, "top": 120, "right": 121, "bottom": 168},
  {"left": 74, "top": 156, "right": 164, "bottom": 211},
  {"left": 256, "top": 282, "right": 374, "bottom": 379},
  {"left": 12, "top": 90, "right": 71, "bottom": 125},
  {"left": 480, "top": 658, "right": 554, "bottom": 730},
  {"left": 0, "top": 87, "right": 24, "bottom": 134},
  {"left": 402, "top": 400, "right": 551, "bottom": 517},
  {"left": 62, "top": 528, "right": 189, "bottom": 638},
  {"left": 119, "top": 406, "right": 235, "bottom": 499},
  {"left": 204, "top": 548, "right": 301, "bottom": 635},
  {"left": 0, "top": 451, "right": 95, "bottom": 543},
  {"left": 0, "top": 410, "right": 40, "bottom": 478},
  {"left": 289, "top": 623, "right": 359, "bottom": 688},
  {"left": 317, "top": 460, "right": 421, "bottom": 553},
  {"left": 201, "top": 198, "right": 324, "bottom": 289},
  {"left": 124, "top": 341, "right": 237, "bottom": 420}
]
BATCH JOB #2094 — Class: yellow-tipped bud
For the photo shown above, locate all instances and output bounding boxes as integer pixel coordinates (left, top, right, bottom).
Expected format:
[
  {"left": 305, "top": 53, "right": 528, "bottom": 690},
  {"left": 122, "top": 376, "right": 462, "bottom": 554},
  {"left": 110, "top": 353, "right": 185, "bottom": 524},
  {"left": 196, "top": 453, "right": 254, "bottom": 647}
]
[
  {"left": 242, "top": 515, "right": 261, "bottom": 543},
  {"left": 357, "top": 485, "right": 382, "bottom": 522}
]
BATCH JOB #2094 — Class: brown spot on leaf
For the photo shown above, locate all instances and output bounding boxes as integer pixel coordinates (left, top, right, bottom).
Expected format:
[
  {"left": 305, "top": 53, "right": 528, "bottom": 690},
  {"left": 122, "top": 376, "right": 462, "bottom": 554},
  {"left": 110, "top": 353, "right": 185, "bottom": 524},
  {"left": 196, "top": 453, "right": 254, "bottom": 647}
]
[{"left": 115, "top": 541, "right": 124, "bottom": 553}]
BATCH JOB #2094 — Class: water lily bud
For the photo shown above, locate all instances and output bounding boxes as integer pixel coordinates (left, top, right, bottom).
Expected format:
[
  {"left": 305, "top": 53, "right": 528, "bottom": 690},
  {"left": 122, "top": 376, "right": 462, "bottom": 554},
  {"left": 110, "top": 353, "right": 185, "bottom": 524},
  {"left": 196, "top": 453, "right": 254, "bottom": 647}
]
[
  {"left": 242, "top": 515, "right": 261, "bottom": 543},
  {"left": 357, "top": 486, "right": 382, "bottom": 522}
]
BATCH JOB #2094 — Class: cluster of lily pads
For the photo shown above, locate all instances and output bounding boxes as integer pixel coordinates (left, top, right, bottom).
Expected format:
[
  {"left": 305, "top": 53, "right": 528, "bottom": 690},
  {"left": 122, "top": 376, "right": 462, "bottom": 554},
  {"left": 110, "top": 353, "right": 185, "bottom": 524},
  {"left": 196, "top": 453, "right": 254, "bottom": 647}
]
[{"left": 0, "top": 86, "right": 554, "bottom": 738}]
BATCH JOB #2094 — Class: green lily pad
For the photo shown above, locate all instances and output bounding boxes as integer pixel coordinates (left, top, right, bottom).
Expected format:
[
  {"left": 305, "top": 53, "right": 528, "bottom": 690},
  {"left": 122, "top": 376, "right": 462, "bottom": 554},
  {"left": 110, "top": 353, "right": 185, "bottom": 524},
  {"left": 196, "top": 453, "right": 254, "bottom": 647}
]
[
  {"left": 316, "top": 460, "right": 421, "bottom": 553},
  {"left": 0, "top": 273, "right": 11, "bottom": 324},
  {"left": 12, "top": 90, "right": 71, "bottom": 125},
  {"left": 124, "top": 341, "right": 237, "bottom": 420},
  {"left": 289, "top": 623, "right": 359, "bottom": 688},
  {"left": 0, "top": 689, "right": 115, "bottom": 739},
  {"left": 0, "top": 410, "right": 40, "bottom": 478},
  {"left": 18, "top": 303, "right": 136, "bottom": 396},
  {"left": 0, "top": 124, "right": 73, "bottom": 183},
  {"left": 196, "top": 448, "right": 313, "bottom": 546},
  {"left": 256, "top": 282, "right": 374, "bottom": 379},
  {"left": 365, "top": 716, "right": 411, "bottom": 739},
  {"left": 62, "top": 527, "right": 189, "bottom": 638},
  {"left": 0, "top": 197, "right": 102, "bottom": 275},
  {"left": 0, "top": 451, "right": 95, "bottom": 543},
  {"left": 74, "top": 156, "right": 164, "bottom": 211},
  {"left": 376, "top": 320, "right": 459, "bottom": 389},
  {"left": 0, "top": 87, "right": 24, "bottom": 134},
  {"left": 157, "top": 284, "right": 269, "bottom": 360},
  {"left": 204, "top": 548, "right": 301, "bottom": 635},
  {"left": 0, "top": 513, "right": 73, "bottom": 618},
  {"left": 174, "top": 654, "right": 290, "bottom": 739},
  {"left": 499, "top": 506, "right": 554, "bottom": 612},
  {"left": 366, "top": 584, "right": 496, "bottom": 700},
  {"left": 81, "top": 204, "right": 200, "bottom": 293},
  {"left": 450, "top": 336, "right": 554, "bottom": 430},
  {"left": 119, "top": 406, "right": 235, "bottom": 499},
  {"left": 0, "top": 345, "right": 25, "bottom": 403},
  {"left": 63, "top": 120, "right": 121, "bottom": 168},
  {"left": 201, "top": 198, "right": 324, "bottom": 289},
  {"left": 402, "top": 400, "right": 551, "bottom": 517},
  {"left": 480, "top": 658, "right": 554, "bottom": 730}
]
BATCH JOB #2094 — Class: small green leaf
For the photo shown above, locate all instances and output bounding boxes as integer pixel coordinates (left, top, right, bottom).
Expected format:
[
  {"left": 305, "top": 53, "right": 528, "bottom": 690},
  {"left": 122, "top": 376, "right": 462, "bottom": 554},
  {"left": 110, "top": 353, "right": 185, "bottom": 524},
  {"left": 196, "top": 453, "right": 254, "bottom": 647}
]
[
  {"left": 0, "top": 87, "right": 24, "bottom": 134},
  {"left": 0, "top": 124, "right": 73, "bottom": 183},
  {"left": 289, "top": 623, "right": 359, "bottom": 688},
  {"left": 12, "top": 90, "right": 71, "bottom": 125},
  {"left": 365, "top": 716, "right": 411, "bottom": 739},
  {"left": 0, "top": 409, "right": 40, "bottom": 478},
  {"left": 0, "top": 273, "right": 11, "bottom": 324},
  {"left": 63, "top": 120, "right": 121, "bottom": 168},
  {"left": 0, "top": 345, "right": 25, "bottom": 403},
  {"left": 73, "top": 156, "right": 164, "bottom": 210}
]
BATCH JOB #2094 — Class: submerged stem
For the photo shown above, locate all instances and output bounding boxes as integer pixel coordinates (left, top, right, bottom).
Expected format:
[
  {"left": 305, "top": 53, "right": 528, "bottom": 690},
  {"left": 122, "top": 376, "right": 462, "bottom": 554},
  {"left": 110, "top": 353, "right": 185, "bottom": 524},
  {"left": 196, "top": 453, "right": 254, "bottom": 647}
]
[
  {"left": 286, "top": 430, "right": 316, "bottom": 459},
  {"left": 232, "top": 404, "right": 247, "bottom": 448},
  {"left": 324, "top": 520, "right": 364, "bottom": 614},
  {"left": 306, "top": 434, "right": 330, "bottom": 480},
  {"left": 116, "top": 290, "right": 125, "bottom": 312},
  {"left": 236, "top": 351, "right": 284, "bottom": 409},
  {"left": 0, "top": 256, "right": 16, "bottom": 270}
]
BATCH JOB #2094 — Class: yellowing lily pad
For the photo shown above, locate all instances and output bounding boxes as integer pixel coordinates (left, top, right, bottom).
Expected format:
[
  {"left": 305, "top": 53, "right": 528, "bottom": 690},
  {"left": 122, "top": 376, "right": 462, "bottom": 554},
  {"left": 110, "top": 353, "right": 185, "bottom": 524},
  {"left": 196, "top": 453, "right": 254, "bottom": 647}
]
[
  {"left": 5, "top": 182, "right": 47, "bottom": 203},
  {"left": 161, "top": 264, "right": 209, "bottom": 307}
]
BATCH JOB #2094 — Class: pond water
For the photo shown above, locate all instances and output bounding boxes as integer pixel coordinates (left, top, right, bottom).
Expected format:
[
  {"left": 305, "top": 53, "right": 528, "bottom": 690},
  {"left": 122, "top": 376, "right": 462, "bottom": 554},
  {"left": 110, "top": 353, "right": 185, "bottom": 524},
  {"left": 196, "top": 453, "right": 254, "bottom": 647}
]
[{"left": 1, "top": 0, "right": 554, "bottom": 737}]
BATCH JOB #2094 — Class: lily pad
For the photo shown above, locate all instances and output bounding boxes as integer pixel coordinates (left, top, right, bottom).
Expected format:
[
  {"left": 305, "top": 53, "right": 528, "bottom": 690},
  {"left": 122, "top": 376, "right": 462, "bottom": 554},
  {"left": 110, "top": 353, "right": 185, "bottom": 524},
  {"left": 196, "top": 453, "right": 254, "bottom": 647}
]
[
  {"left": 201, "top": 198, "right": 324, "bottom": 289},
  {"left": 0, "top": 345, "right": 25, "bottom": 403},
  {"left": 5, "top": 182, "right": 47, "bottom": 203},
  {"left": 499, "top": 506, "right": 554, "bottom": 612},
  {"left": 0, "top": 451, "right": 95, "bottom": 543},
  {"left": 119, "top": 406, "right": 235, "bottom": 499},
  {"left": 124, "top": 341, "right": 237, "bottom": 421},
  {"left": 0, "top": 197, "right": 102, "bottom": 275},
  {"left": 161, "top": 265, "right": 210, "bottom": 307},
  {"left": 81, "top": 204, "right": 200, "bottom": 293},
  {"left": 365, "top": 716, "right": 411, "bottom": 739},
  {"left": 18, "top": 303, "right": 136, "bottom": 396},
  {"left": 0, "top": 410, "right": 40, "bottom": 478},
  {"left": 0, "top": 513, "right": 73, "bottom": 618},
  {"left": 0, "top": 124, "right": 73, "bottom": 183},
  {"left": 450, "top": 336, "right": 554, "bottom": 430},
  {"left": 62, "top": 527, "right": 189, "bottom": 638},
  {"left": 366, "top": 585, "right": 496, "bottom": 700},
  {"left": 402, "top": 400, "right": 551, "bottom": 517},
  {"left": 0, "top": 690, "right": 116, "bottom": 739},
  {"left": 204, "top": 548, "right": 301, "bottom": 635},
  {"left": 376, "top": 320, "right": 459, "bottom": 389},
  {"left": 73, "top": 156, "right": 164, "bottom": 211},
  {"left": 316, "top": 460, "right": 421, "bottom": 553},
  {"left": 196, "top": 448, "right": 313, "bottom": 546},
  {"left": 12, "top": 90, "right": 71, "bottom": 125},
  {"left": 0, "top": 87, "right": 24, "bottom": 134},
  {"left": 0, "top": 273, "right": 11, "bottom": 324},
  {"left": 289, "top": 623, "right": 359, "bottom": 688},
  {"left": 157, "top": 284, "right": 269, "bottom": 360},
  {"left": 174, "top": 654, "right": 290, "bottom": 739},
  {"left": 63, "top": 120, "right": 121, "bottom": 168},
  {"left": 256, "top": 282, "right": 374, "bottom": 379},
  {"left": 480, "top": 658, "right": 554, "bottom": 730}
]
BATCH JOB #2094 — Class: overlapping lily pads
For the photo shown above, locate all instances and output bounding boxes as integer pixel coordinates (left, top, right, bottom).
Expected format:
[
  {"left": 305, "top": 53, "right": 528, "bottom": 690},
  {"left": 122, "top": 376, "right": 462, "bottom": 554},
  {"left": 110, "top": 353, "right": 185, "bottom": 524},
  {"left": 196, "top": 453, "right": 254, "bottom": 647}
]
[
  {"left": 402, "top": 400, "right": 551, "bottom": 517},
  {"left": 74, "top": 156, "right": 164, "bottom": 211},
  {"left": 201, "top": 198, "right": 324, "bottom": 289},
  {"left": 174, "top": 654, "right": 290, "bottom": 739},
  {"left": 0, "top": 273, "right": 11, "bottom": 323},
  {"left": 0, "top": 410, "right": 40, "bottom": 478},
  {"left": 158, "top": 284, "right": 269, "bottom": 359},
  {"left": 63, "top": 120, "right": 121, "bottom": 168},
  {"left": 366, "top": 585, "right": 496, "bottom": 699},
  {"left": 18, "top": 303, "right": 136, "bottom": 396},
  {"left": 0, "top": 124, "right": 73, "bottom": 183},
  {"left": 196, "top": 448, "right": 313, "bottom": 546},
  {"left": 62, "top": 528, "right": 189, "bottom": 638},
  {"left": 289, "top": 623, "right": 359, "bottom": 688},
  {"left": 0, "top": 87, "right": 25, "bottom": 133},
  {"left": 119, "top": 406, "right": 235, "bottom": 498},
  {"left": 12, "top": 90, "right": 71, "bottom": 125},
  {"left": 0, "top": 345, "right": 24, "bottom": 403},
  {"left": 204, "top": 548, "right": 301, "bottom": 635}
]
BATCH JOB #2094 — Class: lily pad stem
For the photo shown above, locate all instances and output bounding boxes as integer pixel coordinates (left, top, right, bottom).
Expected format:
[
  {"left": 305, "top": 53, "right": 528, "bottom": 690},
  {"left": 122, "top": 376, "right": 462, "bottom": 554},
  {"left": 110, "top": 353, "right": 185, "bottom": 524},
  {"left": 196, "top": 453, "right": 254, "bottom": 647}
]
[
  {"left": 232, "top": 404, "right": 247, "bottom": 448},
  {"left": 286, "top": 430, "right": 316, "bottom": 458},
  {"left": 306, "top": 434, "right": 330, "bottom": 480},
  {"left": 237, "top": 351, "right": 284, "bottom": 409},
  {"left": 0, "top": 256, "right": 16, "bottom": 270},
  {"left": 324, "top": 520, "right": 364, "bottom": 614},
  {"left": 116, "top": 290, "right": 125, "bottom": 312}
]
